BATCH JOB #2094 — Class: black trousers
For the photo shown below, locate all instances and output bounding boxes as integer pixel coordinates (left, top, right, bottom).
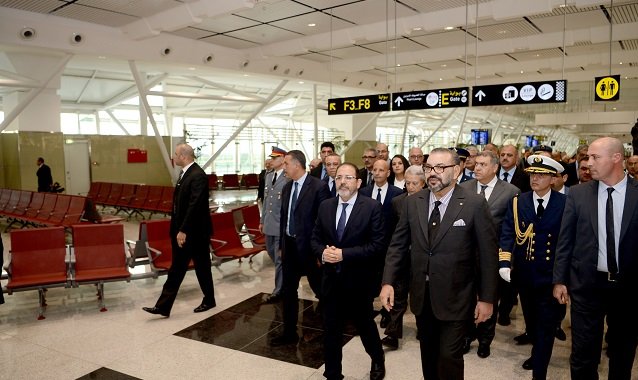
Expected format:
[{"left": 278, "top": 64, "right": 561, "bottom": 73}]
[
  {"left": 281, "top": 235, "right": 322, "bottom": 336},
  {"left": 570, "top": 273, "right": 638, "bottom": 380},
  {"left": 155, "top": 237, "right": 215, "bottom": 312},
  {"left": 322, "top": 273, "right": 383, "bottom": 380},
  {"left": 469, "top": 277, "right": 513, "bottom": 345},
  {"left": 416, "top": 282, "right": 468, "bottom": 380},
  {"left": 518, "top": 284, "right": 561, "bottom": 380},
  {"left": 383, "top": 275, "right": 408, "bottom": 338}
]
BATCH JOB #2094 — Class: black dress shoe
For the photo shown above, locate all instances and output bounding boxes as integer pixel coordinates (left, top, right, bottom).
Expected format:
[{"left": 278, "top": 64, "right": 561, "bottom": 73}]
[
  {"left": 381, "top": 336, "right": 399, "bottom": 350},
  {"left": 142, "top": 306, "right": 169, "bottom": 317},
  {"left": 370, "top": 359, "right": 385, "bottom": 380},
  {"left": 477, "top": 343, "right": 491, "bottom": 358},
  {"left": 514, "top": 332, "right": 532, "bottom": 345},
  {"left": 462, "top": 337, "right": 472, "bottom": 354},
  {"left": 193, "top": 302, "right": 215, "bottom": 313},
  {"left": 555, "top": 327, "right": 567, "bottom": 341},
  {"left": 270, "top": 333, "right": 299, "bottom": 346},
  {"left": 263, "top": 293, "right": 281, "bottom": 304},
  {"left": 522, "top": 357, "right": 533, "bottom": 370},
  {"left": 497, "top": 315, "right": 511, "bottom": 326}
]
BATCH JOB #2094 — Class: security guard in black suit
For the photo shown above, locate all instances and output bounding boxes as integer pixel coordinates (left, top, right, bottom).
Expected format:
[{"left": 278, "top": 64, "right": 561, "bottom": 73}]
[{"left": 498, "top": 155, "right": 566, "bottom": 380}]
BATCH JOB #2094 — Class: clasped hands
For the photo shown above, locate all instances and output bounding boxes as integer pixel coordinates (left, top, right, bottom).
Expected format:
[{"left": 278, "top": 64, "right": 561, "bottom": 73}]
[{"left": 322, "top": 245, "right": 343, "bottom": 264}]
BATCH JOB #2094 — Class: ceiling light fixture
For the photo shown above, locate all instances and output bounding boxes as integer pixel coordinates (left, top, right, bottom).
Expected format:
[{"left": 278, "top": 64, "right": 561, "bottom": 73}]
[
  {"left": 444, "top": 26, "right": 454, "bottom": 30},
  {"left": 308, "top": 23, "right": 316, "bottom": 27}
]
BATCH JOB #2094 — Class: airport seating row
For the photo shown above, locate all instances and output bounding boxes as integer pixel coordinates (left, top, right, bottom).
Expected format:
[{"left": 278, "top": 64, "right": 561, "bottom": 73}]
[
  {"left": 2, "top": 205, "right": 266, "bottom": 319},
  {"left": 207, "top": 173, "right": 260, "bottom": 190},
  {"left": 87, "top": 182, "right": 174, "bottom": 218}
]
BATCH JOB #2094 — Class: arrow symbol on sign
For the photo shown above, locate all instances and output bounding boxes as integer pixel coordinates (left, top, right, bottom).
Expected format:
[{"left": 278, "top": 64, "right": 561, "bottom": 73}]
[
  {"left": 394, "top": 96, "right": 403, "bottom": 107},
  {"left": 475, "top": 90, "right": 486, "bottom": 101},
  {"left": 329, "top": 103, "right": 335, "bottom": 111}
]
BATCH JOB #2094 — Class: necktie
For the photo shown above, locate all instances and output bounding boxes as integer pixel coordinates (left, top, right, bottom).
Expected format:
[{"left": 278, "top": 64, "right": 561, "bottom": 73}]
[
  {"left": 376, "top": 188, "right": 382, "bottom": 203},
  {"left": 469, "top": 171, "right": 474, "bottom": 178},
  {"left": 536, "top": 198, "right": 545, "bottom": 218},
  {"left": 177, "top": 170, "right": 184, "bottom": 183},
  {"left": 368, "top": 172, "right": 373, "bottom": 186},
  {"left": 606, "top": 187, "right": 618, "bottom": 278},
  {"left": 336, "top": 203, "right": 348, "bottom": 241},
  {"left": 480, "top": 185, "right": 488, "bottom": 198},
  {"left": 288, "top": 182, "right": 298, "bottom": 236},
  {"left": 502, "top": 172, "right": 509, "bottom": 182},
  {"left": 330, "top": 179, "right": 336, "bottom": 197},
  {"left": 428, "top": 200, "right": 442, "bottom": 241},
  {"left": 272, "top": 171, "right": 277, "bottom": 186}
]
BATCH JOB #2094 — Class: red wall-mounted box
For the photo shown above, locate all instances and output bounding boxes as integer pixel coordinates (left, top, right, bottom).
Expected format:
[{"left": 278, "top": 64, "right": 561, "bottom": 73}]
[{"left": 127, "top": 148, "right": 148, "bottom": 163}]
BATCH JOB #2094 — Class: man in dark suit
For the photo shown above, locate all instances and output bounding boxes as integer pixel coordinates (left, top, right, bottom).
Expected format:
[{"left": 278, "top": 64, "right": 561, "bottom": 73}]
[
  {"left": 379, "top": 164, "right": 426, "bottom": 350},
  {"left": 460, "top": 150, "right": 520, "bottom": 358},
  {"left": 312, "top": 162, "right": 386, "bottom": 380},
  {"left": 449, "top": 147, "right": 471, "bottom": 183},
  {"left": 36, "top": 157, "right": 53, "bottom": 192},
  {"left": 499, "top": 144, "right": 531, "bottom": 193},
  {"left": 380, "top": 147, "right": 498, "bottom": 380},
  {"left": 310, "top": 141, "right": 335, "bottom": 179},
  {"left": 358, "top": 148, "right": 378, "bottom": 186},
  {"left": 499, "top": 155, "right": 566, "bottom": 380},
  {"left": 554, "top": 137, "right": 638, "bottom": 380},
  {"left": 271, "top": 150, "right": 330, "bottom": 346},
  {"left": 563, "top": 144, "right": 589, "bottom": 187},
  {"left": 143, "top": 143, "right": 215, "bottom": 317},
  {"left": 322, "top": 153, "right": 341, "bottom": 197}
]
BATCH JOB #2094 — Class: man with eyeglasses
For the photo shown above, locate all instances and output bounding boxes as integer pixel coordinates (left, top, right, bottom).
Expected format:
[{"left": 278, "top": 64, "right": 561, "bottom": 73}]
[
  {"left": 310, "top": 141, "right": 335, "bottom": 180},
  {"left": 311, "top": 162, "right": 386, "bottom": 380},
  {"left": 376, "top": 142, "right": 390, "bottom": 163},
  {"left": 359, "top": 148, "right": 378, "bottom": 187},
  {"left": 381, "top": 147, "right": 498, "bottom": 380},
  {"left": 408, "top": 147, "right": 425, "bottom": 167},
  {"left": 499, "top": 144, "right": 531, "bottom": 193}
]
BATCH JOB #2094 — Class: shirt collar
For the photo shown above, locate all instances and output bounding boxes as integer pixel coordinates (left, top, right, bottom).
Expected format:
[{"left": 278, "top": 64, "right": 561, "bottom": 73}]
[
  {"left": 533, "top": 190, "right": 551, "bottom": 205},
  {"left": 339, "top": 192, "right": 358, "bottom": 206},
  {"left": 180, "top": 161, "right": 195, "bottom": 173}
]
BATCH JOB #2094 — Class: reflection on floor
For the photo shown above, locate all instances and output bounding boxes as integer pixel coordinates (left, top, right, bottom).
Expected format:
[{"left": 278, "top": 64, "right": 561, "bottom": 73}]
[{"left": 175, "top": 293, "right": 354, "bottom": 369}]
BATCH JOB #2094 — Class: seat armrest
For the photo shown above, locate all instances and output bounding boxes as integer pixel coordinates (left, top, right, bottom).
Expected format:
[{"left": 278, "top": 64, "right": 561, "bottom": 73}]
[
  {"left": 146, "top": 243, "right": 162, "bottom": 263},
  {"left": 209, "top": 238, "right": 228, "bottom": 252}
]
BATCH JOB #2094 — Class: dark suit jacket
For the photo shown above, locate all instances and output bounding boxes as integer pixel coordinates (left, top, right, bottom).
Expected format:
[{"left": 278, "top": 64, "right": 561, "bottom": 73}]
[
  {"left": 500, "top": 191, "right": 566, "bottom": 288},
  {"left": 460, "top": 178, "right": 520, "bottom": 236},
  {"left": 358, "top": 168, "right": 373, "bottom": 186},
  {"left": 310, "top": 163, "right": 324, "bottom": 179},
  {"left": 508, "top": 166, "right": 531, "bottom": 193},
  {"left": 280, "top": 175, "right": 330, "bottom": 262},
  {"left": 383, "top": 185, "right": 498, "bottom": 320},
  {"left": 563, "top": 162, "right": 578, "bottom": 187},
  {"left": 359, "top": 183, "right": 404, "bottom": 244},
  {"left": 322, "top": 175, "right": 337, "bottom": 197},
  {"left": 172, "top": 163, "right": 211, "bottom": 243},
  {"left": 257, "top": 169, "right": 269, "bottom": 201},
  {"left": 554, "top": 177, "right": 638, "bottom": 292},
  {"left": 311, "top": 195, "right": 385, "bottom": 298},
  {"left": 37, "top": 164, "right": 53, "bottom": 192}
]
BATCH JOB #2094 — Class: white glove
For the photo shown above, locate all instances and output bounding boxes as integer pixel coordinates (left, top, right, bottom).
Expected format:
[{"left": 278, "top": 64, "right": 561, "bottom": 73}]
[{"left": 499, "top": 268, "right": 511, "bottom": 283}]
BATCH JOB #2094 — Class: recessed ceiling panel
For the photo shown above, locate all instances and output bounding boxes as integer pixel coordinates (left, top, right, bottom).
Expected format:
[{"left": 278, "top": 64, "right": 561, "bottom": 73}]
[
  {"left": 197, "top": 14, "right": 260, "bottom": 33},
  {"left": 421, "top": 59, "right": 466, "bottom": 70},
  {"left": 200, "top": 34, "right": 259, "bottom": 49},
  {"left": 76, "top": 0, "right": 181, "bottom": 18},
  {"left": 233, "top": 0, "right": 314, "bottom": 23},
  {"left": 226, "top": 24, "right": 302, "bottom": 45},
  {"left": 318, "top": 45, "right": 380, "bottom": 59},
  {"left": 509, "top": 48, "right": 565, "bottom": 61},
  {"left": 294, "top": 52, "right": 336, "bottom": 63},
  {"left": 53, "top": 3, "right": 138, "bottom": 27},
  {"left": 270, "top": 11, "right": 353, "bottom": 35},
  {"left": 361, "top": 37, "right": 427, "bottom": 54},
  {"left": 399, "top": 0, "right": 490, "bottom": 13},
  {"left": 475, "top": 20, "right": 541, "bottom": 41},
  {"left": 296, "top": 0, "right": 360, "bottom": 10},
  {"left": 330, "top": 0, "right": 418, "bottom": 25},
  {"left": 611, "top": 3, "right": 638, "bottom": 24},
  {"left": 410, "top": 30, "right": 468, "bottom": 48},
  {"left": 531, "top": 9, "right": 608, "bottom": 33},
  {"left": 0, "top": 0, "right": 66, "bottom": 13},
  {"left": 168, "top": 27, "right": 215, "bottom": 40}
]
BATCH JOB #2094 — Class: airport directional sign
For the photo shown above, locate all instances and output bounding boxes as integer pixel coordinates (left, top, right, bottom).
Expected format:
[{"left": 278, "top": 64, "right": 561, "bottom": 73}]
[
  {"left": 472, "top": 80, "right": 567, "bottom": 106},
  {"left": 392, "top": 87, "right": 469, "bottom": 110},
  {"left": 328, "top": 93, "right": 391, "bottom": 115}
]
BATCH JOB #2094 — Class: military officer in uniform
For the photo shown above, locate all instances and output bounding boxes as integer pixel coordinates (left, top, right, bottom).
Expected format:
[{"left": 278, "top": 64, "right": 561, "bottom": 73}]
[
  {"left": 260, "top": 146, "right": 290, "bottom": 303},
  {"left": 498, "top": 155, "right": 566, "bottom": 380}
]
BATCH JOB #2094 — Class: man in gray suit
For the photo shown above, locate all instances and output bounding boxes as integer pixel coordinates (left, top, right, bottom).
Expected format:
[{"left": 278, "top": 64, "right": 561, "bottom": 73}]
[
  {"left": 554, "top": 137, "right": 638, "bottom": 380},
  {"left": 260, "top": 146, "right": 290, "bottom": 303},
  {"left": 380, "top": 148, "right": 498, "bottom": 380},
  {"left": 460, "top": 150, "right": 520, "bottom": 358}
]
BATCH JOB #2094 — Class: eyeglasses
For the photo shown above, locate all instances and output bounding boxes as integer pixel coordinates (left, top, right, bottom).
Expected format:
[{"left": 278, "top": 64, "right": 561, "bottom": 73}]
[
  {"left": 409, "top": 155, "right": 424, "bottom": 159},
  {"left": 423, "top": 164, "right": 456, "bottom": 174},
  {"left": 335, "top": 175, "right": 357, "bottom": 182}
]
